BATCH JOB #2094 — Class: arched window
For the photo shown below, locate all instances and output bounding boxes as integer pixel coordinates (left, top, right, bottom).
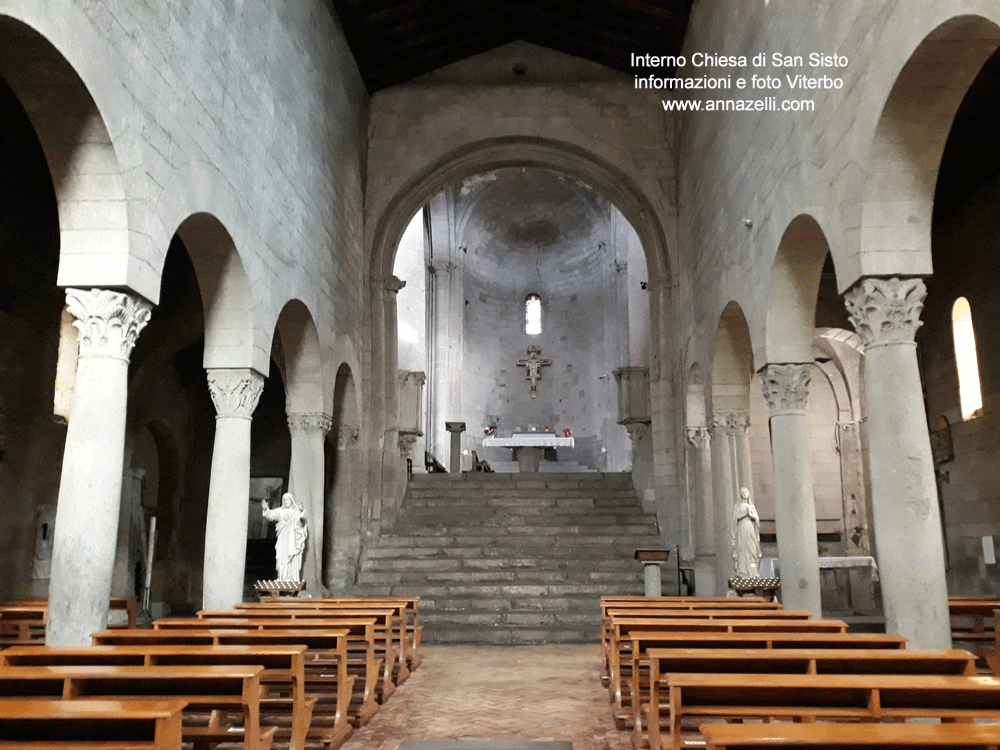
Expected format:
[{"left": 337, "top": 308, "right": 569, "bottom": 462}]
[
  {"left": 525, "top": 294, "right": 542, "bottom": 335},
  {"left": 952, "top": 297, "right": 983, "bottom": 420}
]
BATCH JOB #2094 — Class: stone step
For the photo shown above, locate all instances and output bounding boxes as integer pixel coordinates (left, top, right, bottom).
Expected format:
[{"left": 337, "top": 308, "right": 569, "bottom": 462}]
[
  {"left": 483, "top": 460, "right": 594, "bottom": 473},
  {"left": 355, "top": 569, "right": 647, "bottom": 585},
  {"left": 422, "top": 624, "right": 598, "bottom": 644},
  {"left": 359, "top": 557, "right": 650, "bottom": 572}
]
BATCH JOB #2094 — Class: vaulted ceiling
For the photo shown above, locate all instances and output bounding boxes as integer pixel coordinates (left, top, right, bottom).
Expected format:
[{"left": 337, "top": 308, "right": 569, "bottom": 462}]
[{"left": 329, "top": 0, "right": 693, "bottom": 92}]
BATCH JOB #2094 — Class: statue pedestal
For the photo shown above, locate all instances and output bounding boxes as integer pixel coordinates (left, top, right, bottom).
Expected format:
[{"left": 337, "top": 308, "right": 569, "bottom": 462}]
[{"left": 254, "top": 580, "right": 305, "bottom": 599}]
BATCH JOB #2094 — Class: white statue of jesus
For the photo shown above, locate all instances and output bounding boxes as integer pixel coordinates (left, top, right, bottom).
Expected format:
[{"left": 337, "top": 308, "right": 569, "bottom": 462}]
[
  {"left": 261, "top": 492, "right": 308, "bottom": 582},
  {"left": 732, "top": 486, "right": 761, "bottom": 578}
]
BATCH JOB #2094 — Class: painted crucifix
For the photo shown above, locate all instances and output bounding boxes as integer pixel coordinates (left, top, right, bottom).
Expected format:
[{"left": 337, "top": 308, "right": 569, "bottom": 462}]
[{"left": 517, "top": 346, "right": 552, "bottom": 399}]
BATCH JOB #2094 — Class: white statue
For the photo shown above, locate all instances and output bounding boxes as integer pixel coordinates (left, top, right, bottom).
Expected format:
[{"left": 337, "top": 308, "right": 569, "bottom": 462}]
[
  {"left": 261, "top": 492, "right": 308, "bottom": 582},
  {"left": 732, "top": 486, "right": 762, "bottom": 578}
]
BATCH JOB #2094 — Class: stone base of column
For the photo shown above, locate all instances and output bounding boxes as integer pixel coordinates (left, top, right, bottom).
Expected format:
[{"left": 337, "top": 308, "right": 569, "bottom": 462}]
[{"left": 694, "top": 553, "right": 717, "bottom": 597}]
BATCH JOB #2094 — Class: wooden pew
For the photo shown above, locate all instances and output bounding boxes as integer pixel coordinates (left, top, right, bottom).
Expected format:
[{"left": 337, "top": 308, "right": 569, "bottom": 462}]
[
  {"left": 646, "top": 673, "right": 1000, "bottom": 750},
  {"left": 699, "top": 722, "right": 1000, "bottom": 749},
  {"left": 241, "top": 597, "right": 422, "bottom": 670},
  {"left": 630, "top": 647, "right": 977, "bottom": 746},
  {"left": 0, "top": 664, "right": 275, "bottom": 750},
  {"left": 599, "top": 598, "right": 781, "bottom": 679},
  {"left": 0, "top": 644, "right": 324, "bottom": 750},
  {"left": 0, "top": 698, "right": 186, "bottom": 750},
  {"left": 199, "top": 606, "right": 408, "bottom": 686},
  {"left": 947, "top": 597, "right": 1000, "bottom": 657},
  {"left": 607, "top": 617, "right": 849, "bottom": 707},
  {"left": 0, "top": 598, "right": 138, "bottom": 644},
  {"left": 93, "top": 625, "right": 377, "bottom": 729},
  {"left": 181, "top": 612, "right": 400, "bottom": 699}
]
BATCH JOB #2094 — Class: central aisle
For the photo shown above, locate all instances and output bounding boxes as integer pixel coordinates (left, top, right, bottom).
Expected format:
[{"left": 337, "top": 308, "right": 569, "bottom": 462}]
[{"left": 341, "top": 645, "right": 630, "bottom": 750}]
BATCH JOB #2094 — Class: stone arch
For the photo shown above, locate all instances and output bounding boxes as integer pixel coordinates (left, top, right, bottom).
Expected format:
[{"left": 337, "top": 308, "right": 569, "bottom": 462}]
[
  {"left": 711, "top": 302, "right": 755, "bottom": 413},
  {"left": 709, "top": 302, "right": 757, "bottom": 593},
  {"left": 764, "top": 215, "right": 832, "bottom": 364},
  {"left": 170, "top": 212, "right": 261, "bottom": 374},
  {"left": 0, "top": 13, "right": 134, "bottom": 296},
  {"left": 859, "top": 14, "right": 1000, "bottom": 280},
  {"left": 273, "top": 300, "right": 325, "bottom": 416},
  {"left": 324, "top": 363, "right": 362, "bottom": 592},
  {"left": 370, "top": 136, "right": 670, "bottom": 286}
]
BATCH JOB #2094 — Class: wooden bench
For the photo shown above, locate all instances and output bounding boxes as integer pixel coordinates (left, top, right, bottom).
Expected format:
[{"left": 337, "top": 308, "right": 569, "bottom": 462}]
[
  {"left": 0, "top": 664, "right": 275, "bottom": 750},
  {"left": 200, "top": 606, "right": 408, "bottom": 686},
  {"left": 180, "top": 612, "right": 400, "bottom": 700},
  {"left": 646, "top": 673, "right": 1000, "bottom": 750},
  {"left": 0, "top": 644, "right": 326, "bottom": 750},
  {"left": 699, "top": 722, "right": 1000, "bottom": 749},
  {"left": 630, "top": 647, "right": 977, "bottom": 747},
  {"left": 947, "top": 598, "right": 1000, "bottom": 657},
  {"left": 0, "top": 698, "right": 186, "bottom": 750},
  {"left": 93, "top": 624, "right": 378, "bottom": 729},
  {"left": 608, "top": 628, "right": 906, "bottom": 727},
  {"left": 0, "top": 598, "right": 138, "bottom": 645},
  {"left": 243, "top": 597, "right": 423, "bottom": 670},
  {"left": 607, "top": 616, "right": 848, "bottom": 706}
]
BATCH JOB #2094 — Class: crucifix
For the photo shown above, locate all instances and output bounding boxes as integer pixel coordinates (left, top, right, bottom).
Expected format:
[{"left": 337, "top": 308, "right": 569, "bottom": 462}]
[{"left": 516, "top": 346, "right": 552, "bottom": 398}]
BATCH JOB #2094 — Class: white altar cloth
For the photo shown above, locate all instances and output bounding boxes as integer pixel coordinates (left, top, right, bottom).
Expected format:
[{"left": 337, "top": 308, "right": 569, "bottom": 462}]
[
  {"left": 759, "top": 555, "right": 879, "bottom": 581},
  {"left": 483, "top": 434, "right": 575, "bottom": 449}
]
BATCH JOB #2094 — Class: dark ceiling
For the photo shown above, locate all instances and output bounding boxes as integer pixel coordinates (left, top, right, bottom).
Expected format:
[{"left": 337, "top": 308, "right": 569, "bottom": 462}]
[{"left": 329, "top": 0, "right": 693, "bottom": 92}]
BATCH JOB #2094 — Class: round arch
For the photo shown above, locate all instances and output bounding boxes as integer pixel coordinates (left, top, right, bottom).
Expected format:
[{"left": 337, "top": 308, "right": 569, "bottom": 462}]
[
  {"left": 0, "top": 14, "right": 131, "bottom": 296},
  {"left": 273, "top": 299, "right": 325, "bottom": 416},
  {"left": 764, "top": 214, "right": 832, "bottom": 364},
  {"left": 858, "top": 13, "right": 1000, "bottom": 281},
  {"left": 369, "top": 136, "right": 672, "bottom": 286}
]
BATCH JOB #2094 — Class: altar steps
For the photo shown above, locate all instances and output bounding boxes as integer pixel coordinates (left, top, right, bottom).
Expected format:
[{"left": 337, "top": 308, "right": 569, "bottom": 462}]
[{"left": 354, "top": 472, "right": 662, "bottom": 644}]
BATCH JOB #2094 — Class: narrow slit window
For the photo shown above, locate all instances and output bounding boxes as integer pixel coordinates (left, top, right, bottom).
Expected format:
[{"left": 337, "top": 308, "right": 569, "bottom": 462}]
[
  {"left": 952, "top": 297, "right": 983, "bottom": 420},
  {"left": 525, "top": 294, "right": 542, "bottom": 335}
]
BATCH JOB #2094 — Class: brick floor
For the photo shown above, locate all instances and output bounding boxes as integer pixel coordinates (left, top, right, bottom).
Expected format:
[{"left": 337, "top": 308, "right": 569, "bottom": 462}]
[{"left": 342, "top": 645, "right": 631, "bottom": 750}]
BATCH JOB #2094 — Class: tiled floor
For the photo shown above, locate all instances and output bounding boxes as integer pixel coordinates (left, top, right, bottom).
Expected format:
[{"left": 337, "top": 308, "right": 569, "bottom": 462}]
[{"left": 342, "top": 645, "right": 631, "bottom": 750}]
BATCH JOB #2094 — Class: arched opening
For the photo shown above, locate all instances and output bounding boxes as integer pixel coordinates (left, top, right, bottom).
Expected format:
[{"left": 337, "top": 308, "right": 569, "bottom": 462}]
[
  {"left": 393, "top": 166, "right": 647, "bottom": 474},
  {"left": 685, "top": 364, "right": 716, "bottom": 594},
  {"left": 324, "top": 364, "right": 362, "bottom": 592},
  {"left": 710, "top": 302, "right": 757, "bottom": 594},
  {"left": 951, "top": 297, "right": 983, "bottom": 420}
]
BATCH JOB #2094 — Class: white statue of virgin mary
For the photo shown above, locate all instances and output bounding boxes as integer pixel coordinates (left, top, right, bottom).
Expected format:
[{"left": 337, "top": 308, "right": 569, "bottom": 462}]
[{"left": 732, "top": 486, "right": 762, "bottom": 578}]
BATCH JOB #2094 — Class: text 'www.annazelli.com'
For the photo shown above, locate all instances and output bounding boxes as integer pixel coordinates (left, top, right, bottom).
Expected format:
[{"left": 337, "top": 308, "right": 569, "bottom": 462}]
[{"left": 661, "top": 97, "right": 815, "bottom": 112}]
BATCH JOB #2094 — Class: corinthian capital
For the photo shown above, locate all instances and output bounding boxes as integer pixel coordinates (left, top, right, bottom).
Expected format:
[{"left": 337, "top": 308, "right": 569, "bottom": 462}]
[
  {"left": 844, "top": 277, "right": 926, "bottom": 348},
  {"left": 287, "top": 412, "right": 332, "bottom": 435},
  {"left": 710, "top": 411, "right": 732, "bottom": 437},
  {"left": 760, "top": 363, "right": 812, "bottom": 415},
  {"left": 206, "top": 368, "right": 264, "bottom": 419},
  {"left": 686, "top": 425, "right": 710, "bottom": 449},
  {"left": 382, "top": 275, "right": 406, "bottom": 294},
  {"left": 65, "top": 288, "right": 152, "bottom": 361},
  {"left": 336, "top": 424, "right": 360, "bottom": 450}
]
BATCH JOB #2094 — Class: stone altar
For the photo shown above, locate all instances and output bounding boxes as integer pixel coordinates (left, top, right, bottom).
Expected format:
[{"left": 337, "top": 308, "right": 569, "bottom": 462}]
[{"left": 482, "top": 433, "right": 575, "bottom": 472}]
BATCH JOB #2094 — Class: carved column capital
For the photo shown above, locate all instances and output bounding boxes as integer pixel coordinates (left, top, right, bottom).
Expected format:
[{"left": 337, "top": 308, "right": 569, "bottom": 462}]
[
  {"left": 398, "top": 431, "right": 420, "bottom": 458},
  {"left": 686, "top": 425, "right": 710, "bottom": 449},
  {"left": 710, "top": 411, "right": 750, "bottom": 437},
  {"left": 382, "top": 275, "right": 406, "bottom": 294},
  {"left": 206, "top": 368, "right": 265, "bottom": 419},
  {"left": 760, "top": 363, "right": 812, "bottom": 416},
  {"left": 287, "top": 412, "right": 332, "bottom": 435},
  {"left": 335, "top": 424, "right": 360, "bottom": 450},
  {"left": 65, "top": 288, "right": 152, "bottom": 361},
  {"left": 844, "top": 277, "right": 926, "bottom": 348},
  {"left": 624, "top": 421, "right": 649, "bottom": 444}
]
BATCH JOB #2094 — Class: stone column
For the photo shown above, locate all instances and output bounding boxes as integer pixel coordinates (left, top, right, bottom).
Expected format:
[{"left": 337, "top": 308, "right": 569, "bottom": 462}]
[
  {"left": 48, "top": 288, "right": 152, "bottom": 646},
  {"left": 203, "top": 368, "right": 264, "bottom": 609},
  {"left": 844, "top": 277, "right": 950, "bottom": 648},
  {"left": 761, "top": 363, "right": 822, "bottom": 616},
  {"left": 709, "top": 412, "right": 737, "bottom": 593},
  {"left": 326, "top": 424, "right": 360, "bottom": 592},
  {"left": 686, "top": 426, "right": 716, "bottom": 596},
  {"left": 287, "top": 412, "right": 332, "bottom": 596}
]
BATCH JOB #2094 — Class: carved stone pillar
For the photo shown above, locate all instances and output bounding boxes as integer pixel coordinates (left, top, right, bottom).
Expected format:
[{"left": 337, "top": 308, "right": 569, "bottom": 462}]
[
  {"left": 326, "top": 423, "right": 360, "bottom": 592},
  {"left": 48, "top": 289, "right": 152, "bottom": 646},
  {"left": 202, "top": 368, "right": 264, "bottom": 609},
  {"left": 686, "top": 426, "right": 716, "bottom": 595},
  {"left": 761, "top": 363, "right": 822, "bottom": 616},
  {"left": 287, "top": 412, "right": 332, "bottom": 595},
  {"left": 844, "top": 277, "right": 949, "bottom": 648}
]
